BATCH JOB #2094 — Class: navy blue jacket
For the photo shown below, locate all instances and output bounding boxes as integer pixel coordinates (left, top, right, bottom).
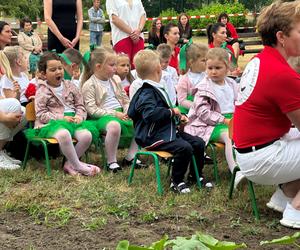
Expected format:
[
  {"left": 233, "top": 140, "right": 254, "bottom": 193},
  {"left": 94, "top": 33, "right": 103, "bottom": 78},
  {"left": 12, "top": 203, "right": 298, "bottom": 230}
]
[{"left": 128, "top": 82, "right": 177, "bottom": 148}]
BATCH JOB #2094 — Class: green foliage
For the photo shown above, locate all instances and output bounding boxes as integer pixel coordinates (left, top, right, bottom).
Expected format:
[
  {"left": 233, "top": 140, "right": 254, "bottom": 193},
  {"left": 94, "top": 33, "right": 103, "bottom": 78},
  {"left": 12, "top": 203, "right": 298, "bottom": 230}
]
[
  {"left": 116, "top": 232, "right": 247, "bottom": 250},
  {"left": 260, "top": 232, "right": 300, "bottom": 248}
]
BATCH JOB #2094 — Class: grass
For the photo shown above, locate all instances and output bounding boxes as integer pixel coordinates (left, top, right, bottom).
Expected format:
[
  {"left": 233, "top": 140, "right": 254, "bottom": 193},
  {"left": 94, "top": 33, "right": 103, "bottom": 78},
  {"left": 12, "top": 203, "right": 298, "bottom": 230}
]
[
  {"left": 0, "top": 147, "right": 297, "bottom": 249},
  {"left": 2, "top": 28, "right": 291, "bottom": 249}
]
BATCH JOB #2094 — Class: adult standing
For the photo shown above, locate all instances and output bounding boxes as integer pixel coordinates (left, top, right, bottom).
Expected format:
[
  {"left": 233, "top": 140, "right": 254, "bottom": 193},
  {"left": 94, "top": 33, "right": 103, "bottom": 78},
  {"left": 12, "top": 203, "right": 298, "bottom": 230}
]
[
  {"left": 106, "top": 0, "right": 146, "bottom": 68},
  {"left": 233, "top": 0, "right": 300, "bottom": 228},
  {"left": 88, "top": 0, "right": 105, "bottom": 47},
  {"left": 44, "top": 0, "right": 83, "bottom": 53}
]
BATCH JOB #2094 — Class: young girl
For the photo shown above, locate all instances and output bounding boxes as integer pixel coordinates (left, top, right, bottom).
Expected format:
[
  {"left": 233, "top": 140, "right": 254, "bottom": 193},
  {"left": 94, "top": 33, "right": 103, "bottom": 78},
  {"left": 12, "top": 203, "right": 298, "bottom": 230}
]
[
  {"left": 0, "top": 46, "right": 30, "bottom": 105},
  {"left": 163, "top": 22, "right": 180, "bottom": 74},
  {"left": 178, "top": 13, "right": 192, "bottom": 46},
  {"left": 81, "top": 47, "right": 144, "bottom": 172},
  {"left": 27, "top": 52, "right": 100, "bottom": 176},
  {"left": 176, "top": 43, "right": 208, "bottom": 114},
  {"left": 115, "top": 53, "right": 134, "bottom": 95},
  {"left": 184, "top": 48, "right": 244, "bottom": 187}
]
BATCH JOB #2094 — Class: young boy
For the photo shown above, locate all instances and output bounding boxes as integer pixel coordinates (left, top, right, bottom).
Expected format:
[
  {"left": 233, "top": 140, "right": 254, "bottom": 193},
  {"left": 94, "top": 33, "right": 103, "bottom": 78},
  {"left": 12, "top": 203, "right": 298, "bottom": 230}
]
[
  {"left": 128, "top": 50, "right": 206, "bottom": 194},
  {"left": 59, "top": 48, "right": 83, "bottom": 87}
]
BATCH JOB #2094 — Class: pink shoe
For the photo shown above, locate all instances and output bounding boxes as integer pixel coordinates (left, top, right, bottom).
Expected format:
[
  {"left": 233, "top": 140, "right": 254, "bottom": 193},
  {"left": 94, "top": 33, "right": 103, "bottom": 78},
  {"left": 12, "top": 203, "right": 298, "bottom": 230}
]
[{"left": 63, "top": 164, "right": 80, "bottom": 176}]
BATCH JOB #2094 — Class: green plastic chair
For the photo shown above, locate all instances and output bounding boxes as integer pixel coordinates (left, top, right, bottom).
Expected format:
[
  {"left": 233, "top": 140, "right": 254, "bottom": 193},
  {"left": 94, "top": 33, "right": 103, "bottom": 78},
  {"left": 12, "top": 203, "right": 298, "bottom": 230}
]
[
  {"left": 206, "top": 142, "right": 224, "bottom": 184},
  {"left": 227, "top": 119, "right": 260, "bottom": 220},
  {"left": 228, "top": 166, "right": 260, "bottom": 220},
  {"left": 128, "top": 150, "right": 202, "bottom": 195}
]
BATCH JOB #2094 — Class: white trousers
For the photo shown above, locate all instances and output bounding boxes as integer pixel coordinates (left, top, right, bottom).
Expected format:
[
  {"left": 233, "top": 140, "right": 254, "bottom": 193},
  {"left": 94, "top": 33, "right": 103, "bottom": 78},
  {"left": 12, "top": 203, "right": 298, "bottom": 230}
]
[{"left": 236, "top": 128, "right": 300, "bottom": 185}]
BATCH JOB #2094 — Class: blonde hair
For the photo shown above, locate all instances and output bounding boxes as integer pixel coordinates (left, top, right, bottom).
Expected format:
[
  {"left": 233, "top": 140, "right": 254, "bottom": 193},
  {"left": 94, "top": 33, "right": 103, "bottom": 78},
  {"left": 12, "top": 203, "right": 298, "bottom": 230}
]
[
  {"left": 116, "top": 53, "right": 134, "bottom": 84},
  {"left": 184, "top": 43, "right": 208, "bottom": 73},
  {"left": 257, "top": 0, "right": 300, "bottom": 46},
  {"left": 81, "top": 47, "right": 115, "bottom": 86},
  {"left": 156, "top": 44, "right": 172, "bottom": 60},
  {"left": 206, "top": 48, "right": 230, "bottom": 67},
  {"left": 133, "top": 50, "right": 160, "bottom": 79},
  {"left": 0, "top": 46, "right": 23, "bottom": 81}
]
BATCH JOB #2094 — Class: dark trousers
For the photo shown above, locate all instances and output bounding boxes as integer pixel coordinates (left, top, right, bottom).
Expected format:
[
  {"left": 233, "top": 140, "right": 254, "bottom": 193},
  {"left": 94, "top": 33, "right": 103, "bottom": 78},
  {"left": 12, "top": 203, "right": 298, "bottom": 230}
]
[{"left": 152, "top": 131, "right": 205, "bottom": 184}]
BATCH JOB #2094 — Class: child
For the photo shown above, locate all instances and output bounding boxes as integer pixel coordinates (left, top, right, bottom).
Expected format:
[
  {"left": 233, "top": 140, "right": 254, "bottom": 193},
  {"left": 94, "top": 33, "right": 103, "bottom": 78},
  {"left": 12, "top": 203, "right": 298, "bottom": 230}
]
[
  {"left": 27, "top": 52, "right": 100, "bottom": 176},
  {"left": 81, "top": 47, "right": 144, "bottom": 172},
  {"left": 128, "top": 50, "right": 207, "bottom": 194},
  {"left": 59, "top": 48, "right": 84, "bottom": 87},
  {"left": 115, "top": 53, "right": 134, "bottom": 95},
  {"left": 129, "top": 45, "right": 178, "bottom": 105},
  {"left": 184, "top": 48, "right": 244, "bottom": 187},
  {"left": 176, "top": 43, "right": 208, "bottom": 114},
  {"left": 0, "top": 98, "right": 26, "bottom": 169},
  {"left": 0, "top": 46, "right": 30, "bottom": 106}
]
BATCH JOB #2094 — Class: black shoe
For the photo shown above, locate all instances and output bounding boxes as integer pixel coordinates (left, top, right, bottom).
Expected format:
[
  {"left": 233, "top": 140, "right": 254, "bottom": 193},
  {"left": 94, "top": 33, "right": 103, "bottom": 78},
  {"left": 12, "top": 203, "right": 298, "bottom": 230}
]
[
  {"left": 187, "top": 175, "right": 214, "bottom": 188},
  {"left": 107, "top": 162, "right": 122, "bottom": 173},
  {"left": 122, "top": 158, "right": 147, "bottom": 169},
  {"left": 204, "top": 155, "right": 214, "bottom": 165},
  {"left": 170, "top": 181, "right": 191, "bottom": 194}
]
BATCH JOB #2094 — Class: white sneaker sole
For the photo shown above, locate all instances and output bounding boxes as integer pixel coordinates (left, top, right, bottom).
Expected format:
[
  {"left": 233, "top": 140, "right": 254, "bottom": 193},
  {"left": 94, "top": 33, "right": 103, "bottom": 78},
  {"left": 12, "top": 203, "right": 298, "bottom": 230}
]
[
  {"left": 280, "top": 218, "right": 300, "bottom": 229},
  {"left": 266, "top": 201, "right": 285, "bottom": 213}
]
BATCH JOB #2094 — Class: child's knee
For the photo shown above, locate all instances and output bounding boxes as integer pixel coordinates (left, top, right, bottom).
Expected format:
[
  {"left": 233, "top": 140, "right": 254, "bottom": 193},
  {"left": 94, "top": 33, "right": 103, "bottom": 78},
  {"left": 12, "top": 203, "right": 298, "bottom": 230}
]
[
  {"left": 106, "top": 121, "right": 121, "bottom": 136},
  {"left": 54, "top": 129, "right": 72, "bottom": 141}
]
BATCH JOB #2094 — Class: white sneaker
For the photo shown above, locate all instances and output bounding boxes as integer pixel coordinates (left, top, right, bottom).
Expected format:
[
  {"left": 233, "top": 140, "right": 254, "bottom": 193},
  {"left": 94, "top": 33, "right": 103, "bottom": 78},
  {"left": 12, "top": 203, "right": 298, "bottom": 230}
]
[
  {"left": 0, "top": 150, "right": 22, "bottom": 165},
  {"left": 266, "top": 187, "right": 293, "bottom": 213},
  {"left": 0, "top": 154, "right": 20, "bottom": 170},
  {"left": 234, "top": 171, "right": 245, "bottom": 189},
  {"left": 280, "top": 203, "right": 300, "bottom": 229}
]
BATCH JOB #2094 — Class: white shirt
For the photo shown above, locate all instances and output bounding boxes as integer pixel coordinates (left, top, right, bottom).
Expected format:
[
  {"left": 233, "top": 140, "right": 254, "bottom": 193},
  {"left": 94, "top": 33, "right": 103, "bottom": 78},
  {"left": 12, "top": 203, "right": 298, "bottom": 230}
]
[
  {"left": 129, "top": 78, "right": 143, "bottom": 100},
  {"left": 120, "top": 77, "right": 130, "bottom": 88},
  {"left": 0, "top": 73, "right": 29, "bottom": 103},
  {"left": 106, "top": 0, "right": 146, "bottom": 46},
  {"left": 161, "top": 68, "right": 177, "bottom": 106},
  {"left": 187, "top": 70, "right": 206, "bottom": 86},
  {"left": 52, "top": 84, "right": 75, "bottom": 114},
  {"left": 212, "top": 79, "right": 235, "bottom": 114},
  {"left": 98, "top": 79, "right": 122, "bottom": 110}
]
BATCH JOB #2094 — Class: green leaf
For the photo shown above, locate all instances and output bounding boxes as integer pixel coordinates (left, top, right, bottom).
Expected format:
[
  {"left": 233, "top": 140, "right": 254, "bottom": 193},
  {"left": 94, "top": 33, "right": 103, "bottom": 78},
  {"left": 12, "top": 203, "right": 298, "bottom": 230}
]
[
  {"left": 260, "top": 232, "right": 300, "bottom": 246},
  {"left": 166, "top": 236, "right": 210, "bottom": 250},
  {"left": 152, "top": 235, "right": 168, "bottom": 250},
  {"left": 116, "top": 240, "right": 130, "bottom": 250},
  {"left": 197, "top": 233, "right": 219, "bottom": 246}
]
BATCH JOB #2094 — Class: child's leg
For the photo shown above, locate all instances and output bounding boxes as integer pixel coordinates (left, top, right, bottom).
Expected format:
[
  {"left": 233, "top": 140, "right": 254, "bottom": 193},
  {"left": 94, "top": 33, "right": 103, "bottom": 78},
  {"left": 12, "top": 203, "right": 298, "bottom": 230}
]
[
  {"left": 53, "top": 129, "right": 96, "bottom": 176},
  {"left": 74, "top": 129, "right": 92, "bottom": 158},
  {"left": 125, "top": 138, "right": 139, "bottom": 161},
  {"left": 105, "top": 121, "right": 121, "bottom": 168},
  {"left": 153, "top": 136, "right": 192, "bottom": 184},
  {"left": 218, "top": 131, "right": 236, "bottom": 172},
  {"left": 178, "top": 131, "right": 205, "bottom": 177}
]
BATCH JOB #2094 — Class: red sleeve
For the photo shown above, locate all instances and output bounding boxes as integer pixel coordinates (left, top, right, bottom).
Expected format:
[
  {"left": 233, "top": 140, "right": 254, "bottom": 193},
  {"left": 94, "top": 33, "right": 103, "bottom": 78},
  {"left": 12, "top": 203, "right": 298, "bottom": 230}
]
[{"left": 227, "top": 22, "right": 238, "bottom": 39}]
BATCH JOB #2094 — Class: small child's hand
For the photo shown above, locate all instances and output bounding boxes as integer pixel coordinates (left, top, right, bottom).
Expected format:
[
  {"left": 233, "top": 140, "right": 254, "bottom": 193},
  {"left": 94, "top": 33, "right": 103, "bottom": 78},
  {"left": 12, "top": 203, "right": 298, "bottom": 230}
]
[
  {"left": 13, "top": 81, "right": 21, "bottom": 93},
  {"left": 224, "top": 118, "right": 231, "bottom": 126},
  {"left": 64, "top": 116, "right": 75, "bottom": 123},
  {"left": 180, "top": 115, "right": 189, "bottom": 124},
  {"left": 172, "top": 108, "right": 181, "bottom": 116},
  {"left": 115, "top": 111, "right": 128, "bottom": 120},
  {"left": 73, "top": 115, "right": 82, "bottom": 124},
  {"left": 72, "top": 68, "right": 81, "bottom": 80}
]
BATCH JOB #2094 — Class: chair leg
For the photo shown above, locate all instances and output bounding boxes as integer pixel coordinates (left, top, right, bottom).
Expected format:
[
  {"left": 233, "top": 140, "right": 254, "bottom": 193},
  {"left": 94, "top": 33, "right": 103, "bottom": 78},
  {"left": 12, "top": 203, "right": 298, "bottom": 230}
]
[
  {"left": 191, "top": 155, "right": 202, "bottom": 189},
  {"left": 128, "top": 153, "right": 139, "bottom": 184},
  {"left": 229, "top": 166, "right": 240, "bottom": 199},
  {"left": 22, "top": 140, "right": 31, "bottom": 170},
  {"left": 247, "top": 180, "right": 260, "bottom": 220},
  {"left": 208, "top": 143, "right": 219, "bottom": 184},
  {"left": 41, "top": 140, "right": 51, "bottom": 176},
  {"left": 152, "top": 153, "right": 163, "bottom": 196}
]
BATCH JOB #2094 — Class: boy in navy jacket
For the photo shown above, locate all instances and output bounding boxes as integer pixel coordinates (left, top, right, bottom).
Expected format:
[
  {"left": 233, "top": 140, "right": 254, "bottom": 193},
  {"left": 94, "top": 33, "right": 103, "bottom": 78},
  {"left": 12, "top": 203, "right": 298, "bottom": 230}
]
[{"left": 128, "top": 50, "right": 206, "bottom": 193}]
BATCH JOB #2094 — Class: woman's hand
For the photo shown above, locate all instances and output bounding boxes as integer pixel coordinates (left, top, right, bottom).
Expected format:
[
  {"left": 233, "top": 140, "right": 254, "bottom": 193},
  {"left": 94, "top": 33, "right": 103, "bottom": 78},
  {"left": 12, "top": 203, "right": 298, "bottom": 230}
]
[
  {"left": 60, "top": 37, "right": 73, "bottom": 48},
  {"left": 71, "top": 37, "right": 79, "bottom": 48},
  {"left": 129, "top": 29, "right": 141, "bottom": 44}
]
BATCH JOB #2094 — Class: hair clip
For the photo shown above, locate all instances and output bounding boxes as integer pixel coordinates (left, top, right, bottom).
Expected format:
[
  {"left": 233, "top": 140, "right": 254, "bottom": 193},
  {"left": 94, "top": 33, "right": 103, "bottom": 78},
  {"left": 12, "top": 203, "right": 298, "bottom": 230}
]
[{"left": 58, "top": 53, "right": 72, "bottom": 65}]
